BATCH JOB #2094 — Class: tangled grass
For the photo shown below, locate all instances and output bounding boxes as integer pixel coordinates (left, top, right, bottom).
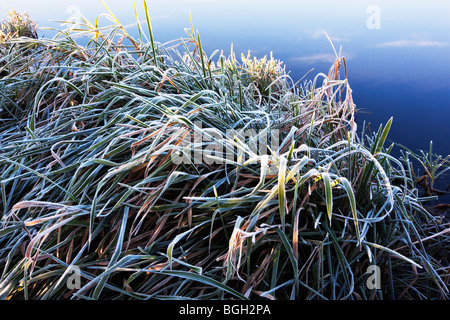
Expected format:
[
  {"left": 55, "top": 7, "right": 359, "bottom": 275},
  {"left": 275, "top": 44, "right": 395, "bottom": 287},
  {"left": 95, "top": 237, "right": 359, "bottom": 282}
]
[{"left": 0, "top": 3, "right": 448, "bottom": 300}]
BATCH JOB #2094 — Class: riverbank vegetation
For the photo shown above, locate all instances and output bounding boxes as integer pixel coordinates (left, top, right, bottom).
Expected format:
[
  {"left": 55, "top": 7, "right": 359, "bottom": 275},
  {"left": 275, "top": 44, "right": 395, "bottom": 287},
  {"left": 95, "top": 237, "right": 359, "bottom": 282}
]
[{"left": 0, "top": 3, "right": 448, "bottom": 300}]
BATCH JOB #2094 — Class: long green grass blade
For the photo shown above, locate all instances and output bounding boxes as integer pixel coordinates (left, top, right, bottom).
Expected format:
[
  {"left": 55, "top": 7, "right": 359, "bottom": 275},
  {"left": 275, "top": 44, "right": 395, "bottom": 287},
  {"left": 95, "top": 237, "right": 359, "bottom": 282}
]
[
  {"left": 142, "top": 0, "right": 157, "bottom": 67},
  {"left": 278, "top": 156, "right": 287, "bottom": 230},
  {"left": 322, "top": 172, "right": 333, "bottom": 222}
]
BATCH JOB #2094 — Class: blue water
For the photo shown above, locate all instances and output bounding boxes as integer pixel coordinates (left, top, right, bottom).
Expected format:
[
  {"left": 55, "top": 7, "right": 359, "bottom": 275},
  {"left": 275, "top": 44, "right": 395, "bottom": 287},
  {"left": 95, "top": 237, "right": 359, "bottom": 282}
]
[{"left": 2, "top": 0, "right": 450, "bottom": 193}]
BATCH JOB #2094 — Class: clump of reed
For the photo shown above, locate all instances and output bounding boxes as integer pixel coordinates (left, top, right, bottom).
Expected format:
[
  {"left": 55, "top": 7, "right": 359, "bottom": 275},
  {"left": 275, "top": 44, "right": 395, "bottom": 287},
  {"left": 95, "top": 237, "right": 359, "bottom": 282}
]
[
  {"left": 0, "top": 10, "right": 38, "bottom": 79},
  {"left": 0, "top": 10, "right": 37, "bottom": 43},
  {"left": 0, "top": 2, "right": 448, "bottom": 300}
]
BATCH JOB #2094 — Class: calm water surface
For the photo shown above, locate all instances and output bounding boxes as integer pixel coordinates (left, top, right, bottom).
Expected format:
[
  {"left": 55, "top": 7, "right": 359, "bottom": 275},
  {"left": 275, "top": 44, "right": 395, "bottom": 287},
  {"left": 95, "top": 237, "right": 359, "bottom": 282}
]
[{"left": 2, "top": 1, "right": 450, "bottom": 193}]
